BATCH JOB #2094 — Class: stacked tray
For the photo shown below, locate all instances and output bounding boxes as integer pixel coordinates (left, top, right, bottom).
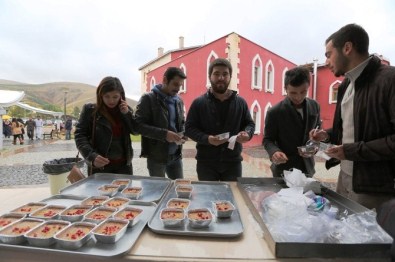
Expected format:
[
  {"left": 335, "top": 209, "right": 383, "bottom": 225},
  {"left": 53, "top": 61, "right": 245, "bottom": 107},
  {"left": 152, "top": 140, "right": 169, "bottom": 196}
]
[
  {"left": 60, "top": 173, "right": 171, "bottom": 203},
  {"left": 237, "top": 177, "right": 392, "bottom": 259},
  {"left": 148, "top": 181, "right": 243, "bottom": 237}
]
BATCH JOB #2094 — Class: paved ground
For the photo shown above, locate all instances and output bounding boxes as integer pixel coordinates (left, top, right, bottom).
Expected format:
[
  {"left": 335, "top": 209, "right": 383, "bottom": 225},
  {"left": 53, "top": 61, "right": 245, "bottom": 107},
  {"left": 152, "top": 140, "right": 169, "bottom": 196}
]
[{"left": 0, "top": 135, "right": 339, "bottom": 190}]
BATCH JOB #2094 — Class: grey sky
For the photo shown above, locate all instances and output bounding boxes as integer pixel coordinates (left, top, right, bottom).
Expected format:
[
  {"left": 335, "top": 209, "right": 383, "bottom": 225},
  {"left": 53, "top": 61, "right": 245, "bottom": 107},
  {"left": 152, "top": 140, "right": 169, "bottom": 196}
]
[{"left": 0, "top": 0, "right": 394, "bottom": 99}]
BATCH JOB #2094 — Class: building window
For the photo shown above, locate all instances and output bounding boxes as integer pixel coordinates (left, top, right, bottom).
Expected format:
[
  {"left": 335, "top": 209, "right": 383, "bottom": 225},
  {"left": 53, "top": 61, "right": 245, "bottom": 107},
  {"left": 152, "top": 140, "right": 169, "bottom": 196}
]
[
  {"left": 251, "top": 55, "right": 262, "bottom": 90},
  {"left": 263, "top": 102, "right": 272, "bottom": 134},
  {"left": 282, "top": 67, "right": 288, "bottom": 96},
  {"left": 150, "top": 76, "right": 156, "bottom": 91},
  {"left": 206, "top": 51, "right": 218, "bottom": 88},
  {"left": 265, "top": 60, "right": 274, "bottom": 93},
  {"left": 329, "top": 80, "right": 341, "bottom": 104},
  {"left": 250, "top": 100, "right": 261, "bottom": 134},
  {"left": 180, "top": 63, "right": 187, "bottom": 93}
]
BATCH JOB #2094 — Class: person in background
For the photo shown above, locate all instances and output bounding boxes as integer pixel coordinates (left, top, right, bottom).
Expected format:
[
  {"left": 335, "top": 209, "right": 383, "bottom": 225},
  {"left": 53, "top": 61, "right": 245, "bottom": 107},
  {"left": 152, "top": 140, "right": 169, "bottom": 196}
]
[
  {"left": 65, "top": 117, "right": 73, "bottom": 140},
  {"left": 25, "top": 117, "right": 36, "bottom": 140},
  {"left": 185, "top": 58, "right": 255, "bottom": 181},
  {"left": 75, "top": 76, "right": 137, "bottom": 175},
  {"left": 311, "top": 23, "right": 395, "bottom": 209},
  {"left": 11, "top": 118, "right": 24, "bottom": 145},
  {"left": 34, "top": 116, "right": 43, "bottom": 139},
  {"left": 3, "top": 119, "right": 12, "bottom": 138},
  {"left": 263, "top": 66, "right": 321, "bottom": 177},
  {"left": 135, "top": 67, "right": 187, "bottom": 179}
]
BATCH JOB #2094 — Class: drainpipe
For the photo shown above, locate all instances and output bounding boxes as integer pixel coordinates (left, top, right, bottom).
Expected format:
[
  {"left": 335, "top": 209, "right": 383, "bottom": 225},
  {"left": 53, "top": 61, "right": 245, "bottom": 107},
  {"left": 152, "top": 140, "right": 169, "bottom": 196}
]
[{"left": 313, "top": 58, "right": 318, "bottom": 100}]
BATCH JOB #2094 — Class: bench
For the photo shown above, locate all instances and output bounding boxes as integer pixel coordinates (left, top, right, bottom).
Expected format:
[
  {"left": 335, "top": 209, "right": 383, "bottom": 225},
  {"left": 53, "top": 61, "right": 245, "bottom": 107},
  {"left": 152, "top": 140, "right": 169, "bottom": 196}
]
[{"left": 42, "top": 130, "right": 54, "bottom": 139}]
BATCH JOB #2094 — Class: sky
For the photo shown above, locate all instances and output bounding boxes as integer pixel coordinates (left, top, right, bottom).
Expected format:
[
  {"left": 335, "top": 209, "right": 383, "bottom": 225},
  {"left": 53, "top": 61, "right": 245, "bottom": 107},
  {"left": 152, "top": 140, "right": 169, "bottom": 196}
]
[{"left": 0, "top": 0, "right": 394, "bottom": 100}]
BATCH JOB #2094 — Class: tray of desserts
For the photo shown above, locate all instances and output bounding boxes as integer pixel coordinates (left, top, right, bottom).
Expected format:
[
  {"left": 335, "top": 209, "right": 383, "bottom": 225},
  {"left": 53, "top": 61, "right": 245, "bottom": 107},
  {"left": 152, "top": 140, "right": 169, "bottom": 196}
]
[
  {"left": 148, "top": 180, "right": 243, "bottom": 237},
  {"left": 0, "top": 194, "right": 157, "bottom": 257},
  {"left": 237, "top": 177, "right": 392, "bottom": 259},
  {"left": 60, "top": 173, "right": 171, "bottom": 203}
]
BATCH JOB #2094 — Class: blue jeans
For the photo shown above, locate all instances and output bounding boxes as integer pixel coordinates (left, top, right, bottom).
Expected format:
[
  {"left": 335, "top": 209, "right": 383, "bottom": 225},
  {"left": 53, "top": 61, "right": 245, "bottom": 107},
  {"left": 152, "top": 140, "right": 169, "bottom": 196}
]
[
  {"left": 65, "top": 129, "right": 71, "bottom": 140},
  {"left": 147, "top": 156, "right": 183, "bottom": 180}
]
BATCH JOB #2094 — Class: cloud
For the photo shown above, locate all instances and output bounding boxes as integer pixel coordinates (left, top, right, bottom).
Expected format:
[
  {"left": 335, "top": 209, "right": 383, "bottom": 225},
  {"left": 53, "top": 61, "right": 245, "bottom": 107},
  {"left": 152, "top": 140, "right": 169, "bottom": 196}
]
[{"left": 0, "top": 0, "right": 394, "bottom": 97}]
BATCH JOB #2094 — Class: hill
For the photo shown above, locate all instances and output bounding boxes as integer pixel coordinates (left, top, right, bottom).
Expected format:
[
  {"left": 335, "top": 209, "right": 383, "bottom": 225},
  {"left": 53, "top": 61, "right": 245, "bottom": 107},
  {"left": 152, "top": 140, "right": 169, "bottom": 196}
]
[{"left": 0, "top": 80, "right": 138, "bottom": 115}]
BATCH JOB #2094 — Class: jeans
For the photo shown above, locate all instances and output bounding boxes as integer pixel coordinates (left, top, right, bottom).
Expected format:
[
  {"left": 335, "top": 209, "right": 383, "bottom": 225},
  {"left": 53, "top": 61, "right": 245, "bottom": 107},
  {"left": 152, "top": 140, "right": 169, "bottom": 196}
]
[
  {"left": 147, "top": 155, "right": 183, "bottom": 180},
  {"left": 196, "top": 161, "right": 241, "bottom": 181},
  {"left": 65, "top": 129, "right": 71, "bottom": 140}
]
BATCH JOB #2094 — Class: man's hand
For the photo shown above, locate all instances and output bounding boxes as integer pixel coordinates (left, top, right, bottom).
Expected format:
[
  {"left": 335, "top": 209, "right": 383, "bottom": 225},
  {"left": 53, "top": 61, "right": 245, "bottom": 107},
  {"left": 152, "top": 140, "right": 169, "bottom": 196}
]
[
  {"left": 325, "top": 145, "right": 346, "bottom": 160},
  {"left": 93, "top": 155, "right": 110, "bottom": 168},
  {"left": 208, "top": 135, "right": 229, "bottom": 146},
  {"left": 271, "top": 151, "right": 288, "bottom": 165},
  {"left": 166, "top": 130, "right": 183, "bottom": 143},
  {"left": 309, "top": 128, "right": 329, "bottom": 142},
  {"left": 236, "top": 131, "right": 250, "bottom": 144}
]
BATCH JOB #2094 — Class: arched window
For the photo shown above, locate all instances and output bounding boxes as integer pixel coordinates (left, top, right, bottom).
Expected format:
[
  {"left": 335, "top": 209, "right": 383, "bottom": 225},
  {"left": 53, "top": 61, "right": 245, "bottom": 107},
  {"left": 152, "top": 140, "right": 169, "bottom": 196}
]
[
  {"left": 263, "top": 102, "right": 272, "bottom": 134},
  {"left": 179, "top": 63, "right": 187, "bottom": 93},
  {"left": 329, "top": 80, "right": 341, "bottom": 104},
  {"left": 282, "top": 67, "right": 288, "bottom": 96},
  {"left": 250, "top": 100, "right": 261, "bottom": 134},
  {"left": 150, "top": 76, "right": 156, "bottom": 91},
  {"left": 206, "top": 51, "right": 218, "bottom": 88},
  {"left": 265, "top": 60, "right": 275, "bottom": 93},
  {"left": 251, "top": 55, "right": 262, "bottom": 90}
]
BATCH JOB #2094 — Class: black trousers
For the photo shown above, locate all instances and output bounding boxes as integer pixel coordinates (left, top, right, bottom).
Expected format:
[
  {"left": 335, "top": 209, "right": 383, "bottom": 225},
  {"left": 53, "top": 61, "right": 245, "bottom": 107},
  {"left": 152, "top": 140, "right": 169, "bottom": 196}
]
[{"left": 196, "top": 161, "right": 241, "bottom": 181}]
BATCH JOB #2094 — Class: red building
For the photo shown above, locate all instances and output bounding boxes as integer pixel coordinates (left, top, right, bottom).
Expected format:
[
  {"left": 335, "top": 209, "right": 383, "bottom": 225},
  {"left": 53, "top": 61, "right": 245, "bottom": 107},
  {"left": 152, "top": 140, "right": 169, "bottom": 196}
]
[{"left": 138, "top": 33, "right": 390, "bottom": 147}]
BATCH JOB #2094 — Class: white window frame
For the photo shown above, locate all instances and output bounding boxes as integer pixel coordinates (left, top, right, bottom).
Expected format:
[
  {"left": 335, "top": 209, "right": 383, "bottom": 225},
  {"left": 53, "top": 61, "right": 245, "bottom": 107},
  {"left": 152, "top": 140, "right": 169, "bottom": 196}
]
[
  {"left": 206, "top": 51, "right": 219, "bottom": 89},
  {"left": 265, "top": 60, "right": 275, "bottom": 93},
  {"left": 179, "top": 63, "right": 187, "bottom": 93},
  {"left": 329, "top": 80, "right": 342, "bottom": 104},
  {"left": 250, "top": 100, "right": 262, "bottom": 134},
  {"left": 251, "top": 54, "right": 263, "bottom": 90}
]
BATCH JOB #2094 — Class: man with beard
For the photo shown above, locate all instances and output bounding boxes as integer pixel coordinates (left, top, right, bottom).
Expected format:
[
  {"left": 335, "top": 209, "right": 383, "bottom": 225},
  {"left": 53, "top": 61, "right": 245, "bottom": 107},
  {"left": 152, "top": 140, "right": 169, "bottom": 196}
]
[
  {"left": 311, "top": 24, "right": 395, "bottom": 209},
  {"left": 185, "top": 58, "right": 255, "bottom": 181},
  {"left": 263, "top": 66, "right": 321, "bottom": 177},
  {"left": 135, "top": 67, "right": 187, "bottom": 179}
]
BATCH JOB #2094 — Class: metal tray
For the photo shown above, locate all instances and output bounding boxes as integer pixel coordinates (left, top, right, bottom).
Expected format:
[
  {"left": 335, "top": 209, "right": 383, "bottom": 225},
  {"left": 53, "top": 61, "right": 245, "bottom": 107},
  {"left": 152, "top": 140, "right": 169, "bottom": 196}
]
[
  {"left": 0, "top": 195, "right": 157, "bottom": 257},
  {"left": 148, "top": 181, "right": 243, "bottom": 237},
  {"left": 237, "top": 177, "right": 392, "bottom": 258},
  {"left": 60, "top": 173, "right": 171, "bottom": 203}
]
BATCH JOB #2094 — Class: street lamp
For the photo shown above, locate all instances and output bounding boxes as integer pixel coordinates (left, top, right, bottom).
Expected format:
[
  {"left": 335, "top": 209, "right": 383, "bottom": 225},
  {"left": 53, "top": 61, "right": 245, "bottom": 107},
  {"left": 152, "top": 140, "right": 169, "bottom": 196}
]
[{"left": 64, "top": 91, "right": 68, "bottom": 120}]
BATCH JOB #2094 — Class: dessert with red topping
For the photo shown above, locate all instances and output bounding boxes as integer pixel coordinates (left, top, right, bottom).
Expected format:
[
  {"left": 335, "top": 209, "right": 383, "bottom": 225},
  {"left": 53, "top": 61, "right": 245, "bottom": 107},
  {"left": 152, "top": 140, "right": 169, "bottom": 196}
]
[
  {"left": 175, "top": 185, "right": 193, "bottom": 198},
  {"left": 0, "top": 218, "right": 43, "bottom": 244},
  {"left": 174, "top": 178, "right": 191, "bottom": 185},
  {"left": 25, "top": 220, "right": 70, "bottom": 247},
  {"left": 102, "top": 197, "right": 130, "bottom": 209},
  {"left": 111, "top": 179, "right": 131, "bottom": 191},
  {"left": 93, "top": 218, "right": 128, "bottom": 243},
  {"left": 84, "top": 206, "right": 116, "bottom": 224},
  {"left": 113, "top": 207, "right": 143, "bottom": 227},
  {"left": 97, "top": 184, "right": 120, "bottom": 197},
  {"left": 187, "top": 208, "right": 213, "bottom": 228},
  {"left": 212, "top": 200, "right": 235, "bottom": 218},
  {"left": 54, "top": 222, "right": 95, "bottom": 249},
  {"left": 30, "top": 205, "right": 66, "bottom": 220},
  {"left": 160, "top": 208, "right": 185, "bottom": 227},
  {"left": 60, "top": 205, "right": 92, "bottom": 222},
  {"left": 81, "top": 196, "right": 109, "bottom": 206},
  {"left": 10, "top": 202, "right": 47, "bottom": 215},
  {"left": 121, "top": 186, "right": 143, "bottom": 199},
  {"left": 0, "top": 213, "right": 25, "bottom": 230},
  {"left": 166, "top": 198, "right": 190, "bottom": 209}
]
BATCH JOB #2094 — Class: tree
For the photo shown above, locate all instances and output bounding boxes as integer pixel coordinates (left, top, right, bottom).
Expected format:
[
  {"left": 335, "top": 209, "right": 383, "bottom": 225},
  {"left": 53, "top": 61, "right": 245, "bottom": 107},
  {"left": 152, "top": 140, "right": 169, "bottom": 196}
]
[{"left": 72, "top": 106, "right": 81, "bottom": 118}]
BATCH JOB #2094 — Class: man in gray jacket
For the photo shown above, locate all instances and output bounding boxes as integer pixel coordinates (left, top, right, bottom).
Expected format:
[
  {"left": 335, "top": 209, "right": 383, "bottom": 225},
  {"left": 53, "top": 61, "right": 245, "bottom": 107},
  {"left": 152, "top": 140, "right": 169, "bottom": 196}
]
[{"left": 135, "top": 67, "right": 186, "bottom": 179}]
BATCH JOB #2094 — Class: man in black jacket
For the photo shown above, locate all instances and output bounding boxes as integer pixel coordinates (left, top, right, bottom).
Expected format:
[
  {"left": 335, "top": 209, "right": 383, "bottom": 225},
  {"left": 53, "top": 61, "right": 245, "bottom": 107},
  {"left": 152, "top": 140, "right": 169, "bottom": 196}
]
[
  {"left": 311, "top": 23, "right": 395, "bottom": 209},
  {"left": 263, "top": 66, "right": 321, "bottom": 177},
  {"left": 135, "top": 67, "right": 186, "bottom": 179},
  {"left": 185, "top": 58, "right": 255, "bottom": 181}
]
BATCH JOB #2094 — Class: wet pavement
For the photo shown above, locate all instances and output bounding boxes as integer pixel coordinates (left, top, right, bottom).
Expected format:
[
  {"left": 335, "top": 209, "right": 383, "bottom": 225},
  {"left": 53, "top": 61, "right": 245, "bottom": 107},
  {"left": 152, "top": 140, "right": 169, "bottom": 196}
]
[{"left": 0, "top": 136, "right": 339, "bottom": 189}]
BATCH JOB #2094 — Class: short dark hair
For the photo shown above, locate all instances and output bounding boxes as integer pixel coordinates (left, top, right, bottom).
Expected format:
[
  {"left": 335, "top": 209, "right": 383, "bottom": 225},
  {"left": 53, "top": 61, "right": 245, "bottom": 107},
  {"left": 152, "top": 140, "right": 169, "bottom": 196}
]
[
  {"left": 326, "top": 23, "right": 369, "bottom": 55},
  {"left": 164, "top": 67, "right": 186, "bottom": 82},
  {"left": 208, "top": 58, "right": 232, "bottom": 77},
  {"left": 284, "top": 66, "right": 310, "bottom": 88}
]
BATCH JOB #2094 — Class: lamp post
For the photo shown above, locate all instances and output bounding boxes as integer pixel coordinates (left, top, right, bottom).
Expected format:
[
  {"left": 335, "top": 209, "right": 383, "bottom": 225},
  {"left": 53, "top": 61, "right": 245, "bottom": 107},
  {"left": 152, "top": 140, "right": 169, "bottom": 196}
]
[{"left": 64, "top": 91, "right": 68, "bottom": 120}]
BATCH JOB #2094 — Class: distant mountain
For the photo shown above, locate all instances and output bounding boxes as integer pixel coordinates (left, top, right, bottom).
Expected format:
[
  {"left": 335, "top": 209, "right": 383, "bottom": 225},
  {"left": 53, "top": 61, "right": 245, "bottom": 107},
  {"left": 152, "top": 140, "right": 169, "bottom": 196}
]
[{"left": 0, "top": 80, "right": 138, "bottom": 113}]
